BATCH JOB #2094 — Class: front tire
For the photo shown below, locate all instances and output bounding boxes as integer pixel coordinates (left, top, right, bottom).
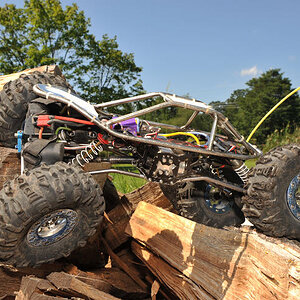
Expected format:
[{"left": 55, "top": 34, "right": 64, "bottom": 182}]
[
  {"left": 0, "top": 162, "right": 105, "bottom": 267},
  {"left": 242, "top": 145, "right": 300, "bottom": 240}
]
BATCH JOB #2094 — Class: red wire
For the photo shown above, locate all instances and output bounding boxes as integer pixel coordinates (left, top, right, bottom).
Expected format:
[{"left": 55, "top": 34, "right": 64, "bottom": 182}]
[
  {"left": 54, "top": 116, "right": 95, "bottom": 126},
  {"left": 39, "top": 127, "right": 44, "bottom": 139}
]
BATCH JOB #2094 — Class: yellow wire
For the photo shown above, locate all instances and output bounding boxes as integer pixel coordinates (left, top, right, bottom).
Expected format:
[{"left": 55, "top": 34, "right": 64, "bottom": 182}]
[
  {"left": 246, "top": 87, "right": 300, "bottom": 142},
  {"left": 159, "top": 132, "right": 201, "bottom": 145}
]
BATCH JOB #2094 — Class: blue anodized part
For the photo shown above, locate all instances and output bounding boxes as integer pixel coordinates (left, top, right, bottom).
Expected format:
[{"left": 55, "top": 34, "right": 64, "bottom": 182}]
[
  {"left": 15, "top": 130, "right": 23, "bottom": 153},
  {"left": 287, "top": 174, "right": 300, "bottom": 220}
]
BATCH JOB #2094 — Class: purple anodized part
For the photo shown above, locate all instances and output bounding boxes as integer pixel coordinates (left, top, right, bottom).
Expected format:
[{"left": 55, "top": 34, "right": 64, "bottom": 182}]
[{"left": 112, "top": 117, "right": 140, "bottom": 136}]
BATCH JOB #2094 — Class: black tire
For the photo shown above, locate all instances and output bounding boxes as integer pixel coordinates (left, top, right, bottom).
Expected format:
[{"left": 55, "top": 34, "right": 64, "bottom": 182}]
[
  {"left": 0, "top": 72, "right": 73, "bottom": 148},
  {"left": 242, "top": 144, "right": 300, "bottom": 240},
  {"left": 102, "top": 179, "right": 120, "bottom": 212},
  {"left": 0, "top": 162, "right": 105, "bottom": 267},
  {"left": 161, "top": 180, "right": 245, "bottom": 228}
]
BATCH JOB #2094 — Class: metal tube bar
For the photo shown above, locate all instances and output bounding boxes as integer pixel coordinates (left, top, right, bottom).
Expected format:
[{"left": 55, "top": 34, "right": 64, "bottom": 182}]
[
  {"left": 208, "top": 114, "right": 218, "bottom": 150},
  {"left": 95, "top": 92, "right": 163, "bottom": 109},
  {"left": 89, "top": 169, "right": 146, "bottom": 179},
  {"left": 181, "top": 111, "right": 199, "bottom": 130},
  {"left": 89, "top": 170, "right": 245, "bottom": 193},
  {"left": 180, "top": 176, "right": 246, "bottom": 193},
  {"left": 146, "top": 120, "right": 182, "bottom": 131},
  {"left": 106, "top": 102, "right": 171, "bottom": 126},
  {"left": 103, "top": 125, "right": 259, "bottom": 160},
  {"left": 99, "top": 157, "right": 135, "bottom": 164}
]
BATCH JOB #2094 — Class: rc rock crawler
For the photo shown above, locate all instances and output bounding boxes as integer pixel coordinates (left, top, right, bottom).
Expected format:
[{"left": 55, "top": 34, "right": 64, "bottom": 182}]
[{"left": 0, "top": 75, "right": 298, "bottom": 267}]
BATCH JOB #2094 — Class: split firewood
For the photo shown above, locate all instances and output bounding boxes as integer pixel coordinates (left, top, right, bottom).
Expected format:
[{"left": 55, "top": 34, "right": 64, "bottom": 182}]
[
  {"left": 132, "top": 241, "right": 209, "bottom": 300},
  {"left": 0, "top": 147, "right": 21, "bottom": 190},
  {"left": 126, "top": 201, "right": 300, "bottom": 300},
  {"left": 47, "top": 272, "right": 120, "bottom": 300},
  {"left": 15, "top": 276, "right": 60, "bottom": 300},
  {"left": 0, "top": 262, "right": 64, "bottom": 299},
  {"left": 99, "top": 234, "right": 149, "bottom": 292},
  {"left": 64, "top": 264, "right": 149, "bottom": 299},
  {"left": 0, "top": 65, "right": 63, "bottom": 91},
  {"left": 103, "top": 182, "right": 174, "bottom": 250}
]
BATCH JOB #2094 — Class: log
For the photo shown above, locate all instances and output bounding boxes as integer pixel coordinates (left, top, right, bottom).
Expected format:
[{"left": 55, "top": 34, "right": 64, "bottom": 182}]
[
  {"left": 0, "top": 263, "right": 64, "bottom": 299},
  {"left": 0, "top": 147, "right": 21, "bottom": 190},
  {"left": 15, "top": 276, "right": 61, "bottom": 300},
  {"left": 132, "top": 241, "right": 209, "bottom": 300},
  {"left": 99, "top": 234, "right": 149, "bottom": 291},
  {"left": 126, "top": 201, "right": 300, "bottom": 300},
  {"left": 47, "top": 272, "right": 121, "bottom": 300},
  {"left": 65, "top": 264, "right": 148, "bottom": 299},
  {"left": 0, "top": 267, "right": 23, "bottom": 299},
  {"left": 0, "top": 65, "right": 63, "bottom": 91},
  {"left": 103, "top": 182, "right": 174, "bottom": 250}
]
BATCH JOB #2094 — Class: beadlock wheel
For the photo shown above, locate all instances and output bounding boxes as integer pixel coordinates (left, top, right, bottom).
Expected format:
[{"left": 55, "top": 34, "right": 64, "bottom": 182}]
[
  {"left": 204, "top": 185, "right": 232, "bottom": 214},
  {"left": 161, "top": 179, "right": 245, "bottom": 229},
  {"left": 27, "top": 209, "right": 78, "bottom": 247},
  {"left": 286, "top": 174, "right": 300, "bottom": 220},
  {"left": 0, "top": 162, "right": 105, "bottom": 267},
  {"left": 242, "top": 144, "right": 300, "bottom": 240}
]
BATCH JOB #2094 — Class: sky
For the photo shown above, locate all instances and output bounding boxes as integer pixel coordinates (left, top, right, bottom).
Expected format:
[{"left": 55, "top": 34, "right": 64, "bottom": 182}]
[{"left": 3, "top": 0, "right": 300, "bottom": 103}]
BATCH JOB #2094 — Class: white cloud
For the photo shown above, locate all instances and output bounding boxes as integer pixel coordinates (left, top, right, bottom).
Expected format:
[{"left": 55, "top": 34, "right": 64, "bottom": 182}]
[{"left": 240, "top": 66, "right": 259, "bottom": 77}]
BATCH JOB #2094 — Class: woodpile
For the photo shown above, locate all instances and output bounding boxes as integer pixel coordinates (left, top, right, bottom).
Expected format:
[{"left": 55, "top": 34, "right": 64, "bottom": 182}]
[{"left": 0, "top": 177, "right": 299, "bottom": 299}]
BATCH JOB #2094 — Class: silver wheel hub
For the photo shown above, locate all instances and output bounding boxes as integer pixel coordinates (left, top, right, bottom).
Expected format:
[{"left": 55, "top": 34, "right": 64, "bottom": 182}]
[
  {"left": 27, "top": 209, "right": 78, "bottom": 247},
  {"left": 205, "top": 185, "right": 231, "bottom": 213},
  {"left": 287, "top": 174, "right": 300, "bottom": 220}
]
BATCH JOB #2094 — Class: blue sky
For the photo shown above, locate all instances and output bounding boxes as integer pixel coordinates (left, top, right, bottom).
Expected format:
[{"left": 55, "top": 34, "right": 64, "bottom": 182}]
[{"left": 5, "top": 0, "right": 300, "bottom": 103}]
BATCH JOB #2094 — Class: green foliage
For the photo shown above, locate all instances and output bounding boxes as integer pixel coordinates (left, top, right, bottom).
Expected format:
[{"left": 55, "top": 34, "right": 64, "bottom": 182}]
[
  {"left": 218, "top": 69, "right": 300, "bottom": 144},
  {"left": 142, "top": 95, "right": 213, "bottom": 133},
  {"left": 110, "top": 165, "right": 146, "bottom": 194},
  {"left": 111, "top": 173, "right": 146, "bottom": 194},
  {"left": 0, "top": 0, "right": 143, "bottom": 108},
  {"left": 263, "top": 124, "right": 300, "bottom": 153},
  {"left": 245, "top": 159, "right": 257, "bottom": 169}
]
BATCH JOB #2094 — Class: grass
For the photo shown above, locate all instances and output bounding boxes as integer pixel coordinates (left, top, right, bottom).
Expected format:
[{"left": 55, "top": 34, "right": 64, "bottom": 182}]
[
  {"left": 111, "top": 159, "right": 259, "bottom": 194},
  {"left": 245, "top": 158, "right": 257, "bottom": 169},
  {"left": 110, "top": 165, "right": 147, "bottom": 194}
]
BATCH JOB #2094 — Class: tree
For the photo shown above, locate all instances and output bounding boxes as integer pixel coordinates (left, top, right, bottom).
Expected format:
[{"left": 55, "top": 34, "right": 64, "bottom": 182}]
[
  {"left": 72, "top": 34, "right": 144, "bottom": 106},
  {"left": 0, "top": 0, "right": 143, "bottom": 106},
  {"left": 220, "top": 69, "right": 300, "bottom": 144}
]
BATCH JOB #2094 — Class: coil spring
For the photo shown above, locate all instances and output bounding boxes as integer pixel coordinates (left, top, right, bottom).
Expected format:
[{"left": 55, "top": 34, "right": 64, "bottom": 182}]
[
  {"left": 72, "top": 141, "right": 103, "bottom": 167},
  {"left": 234, "top": 163, "right": 249, "bottom": 184}
]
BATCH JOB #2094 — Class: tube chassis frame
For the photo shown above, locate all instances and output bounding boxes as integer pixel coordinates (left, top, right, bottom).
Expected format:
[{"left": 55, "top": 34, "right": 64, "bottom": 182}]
[{"left": 33, "top": 85, "right": 262, "bottom": 193}]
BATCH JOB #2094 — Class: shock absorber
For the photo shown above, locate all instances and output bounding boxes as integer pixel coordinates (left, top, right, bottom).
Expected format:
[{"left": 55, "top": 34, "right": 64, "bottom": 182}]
[
  {"left": 72, "top": 140, "right": 104, "bottom": 166},
  {"left": 231, "top": 159, "right": 250, "bottom": 184}
]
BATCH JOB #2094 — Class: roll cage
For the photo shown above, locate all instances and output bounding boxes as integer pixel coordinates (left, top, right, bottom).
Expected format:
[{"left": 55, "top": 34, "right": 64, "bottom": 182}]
[{"left": 33, "top": 84, "right": 261, "bottom": 161}]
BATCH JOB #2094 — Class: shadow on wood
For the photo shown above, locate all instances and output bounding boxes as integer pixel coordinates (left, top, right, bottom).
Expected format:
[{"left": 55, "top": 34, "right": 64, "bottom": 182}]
[{"left": 126, "top": 201, "right": 300, "bottom": 300}]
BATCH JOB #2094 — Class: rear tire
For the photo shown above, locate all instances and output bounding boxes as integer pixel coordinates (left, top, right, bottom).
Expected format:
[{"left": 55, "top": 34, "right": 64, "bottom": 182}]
[
  {"left": 0, "top": 72, "right": 73, "bottom": 147},
  {"left": 161, "top": 180, "right": 245, "bottom": 228},
  {"left": 242, "top": 144, "right": 300, "bottom": 240},
  {"left": 0, "top": 162, "right": 105, "bottom": 267}
]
